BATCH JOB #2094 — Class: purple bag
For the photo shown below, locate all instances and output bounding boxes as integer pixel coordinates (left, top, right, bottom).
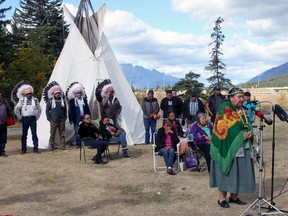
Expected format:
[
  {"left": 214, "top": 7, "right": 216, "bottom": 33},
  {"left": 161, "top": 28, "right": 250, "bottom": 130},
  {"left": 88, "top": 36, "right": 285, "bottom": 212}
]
[{"left": 185, "top": 153, "right": 199, "bottom": 168}]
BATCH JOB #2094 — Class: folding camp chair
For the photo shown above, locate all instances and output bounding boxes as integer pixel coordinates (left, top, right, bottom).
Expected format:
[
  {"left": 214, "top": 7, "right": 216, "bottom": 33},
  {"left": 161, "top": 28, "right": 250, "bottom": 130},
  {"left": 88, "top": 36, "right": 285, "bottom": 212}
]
[
  {"left": 187, "top": 140, "right": 208, "bottom": 172},
  {"left": 152, "top": 132, "right": 185, "bottom": 173},
  {"left": 79, "top": 119, "right": 112, "bottom": 163}
]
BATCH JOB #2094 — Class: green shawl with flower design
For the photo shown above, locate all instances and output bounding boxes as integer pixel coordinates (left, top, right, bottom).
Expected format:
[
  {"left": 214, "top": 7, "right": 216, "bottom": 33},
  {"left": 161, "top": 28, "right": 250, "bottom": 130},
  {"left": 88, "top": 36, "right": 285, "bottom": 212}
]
[{"left": 210, "top": 101, "right": 253, "bottom": 175}]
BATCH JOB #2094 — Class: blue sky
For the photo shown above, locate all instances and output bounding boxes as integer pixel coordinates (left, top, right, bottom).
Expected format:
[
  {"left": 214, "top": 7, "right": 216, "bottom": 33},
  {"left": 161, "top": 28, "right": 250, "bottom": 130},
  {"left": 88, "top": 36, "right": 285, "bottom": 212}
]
[{"left": 3, "top": 0, "right": 288, "bottom": 85}]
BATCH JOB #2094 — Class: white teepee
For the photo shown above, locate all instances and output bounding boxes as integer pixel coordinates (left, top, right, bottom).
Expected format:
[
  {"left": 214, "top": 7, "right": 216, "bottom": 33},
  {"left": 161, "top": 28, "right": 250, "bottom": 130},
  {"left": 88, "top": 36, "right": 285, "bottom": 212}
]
[{"left": 28, "top": 2, "right": 145, "bottom": 149}]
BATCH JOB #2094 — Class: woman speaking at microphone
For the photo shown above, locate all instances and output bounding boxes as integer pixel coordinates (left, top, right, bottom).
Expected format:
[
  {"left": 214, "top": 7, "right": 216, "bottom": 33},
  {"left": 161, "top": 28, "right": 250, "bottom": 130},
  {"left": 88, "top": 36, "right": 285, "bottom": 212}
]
[{"left": 210, "top": 87, "right": 255, "bottom": 208}]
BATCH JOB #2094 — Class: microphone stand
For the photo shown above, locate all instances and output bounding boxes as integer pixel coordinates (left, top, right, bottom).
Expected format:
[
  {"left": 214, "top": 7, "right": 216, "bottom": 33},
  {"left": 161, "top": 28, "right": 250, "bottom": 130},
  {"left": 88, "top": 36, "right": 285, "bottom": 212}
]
[
  {"left": 260, "top": 104, "right": 288, "bottom": 214},
  {"left": 240, "top": 114, "right": 285, "bottom": 215}
]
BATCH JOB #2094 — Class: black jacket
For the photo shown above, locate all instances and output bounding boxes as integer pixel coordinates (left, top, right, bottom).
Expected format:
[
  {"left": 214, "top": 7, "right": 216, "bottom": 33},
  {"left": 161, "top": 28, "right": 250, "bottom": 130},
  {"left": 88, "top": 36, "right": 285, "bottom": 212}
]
[
  {"left": 160, "top": 96, "right": 183, "bottom": 118},
  {"left": 155, "top": 127, "right": 180, "bottom": 151},
  {"left": 68, "top": 97, "right": 90, "bottom": 124},
  {"left": 99, "top": 121, "right": 119, "bottom": 140},
  {"left": 78, "top": 122, "right": 101, "bottom": 140},
  {"left": 46, "top": 98, "right": 67, "bottom": 122}
]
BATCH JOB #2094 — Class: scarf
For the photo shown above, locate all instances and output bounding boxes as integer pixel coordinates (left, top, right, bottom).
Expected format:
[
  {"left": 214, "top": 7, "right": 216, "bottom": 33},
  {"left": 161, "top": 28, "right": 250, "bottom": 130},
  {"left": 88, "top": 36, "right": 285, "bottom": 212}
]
[
  {"left": 52, "top": 96, "right": 65, "bottom": 109},
  {"left": 210, "top": 101, "right": 253, "bottom": 175}
]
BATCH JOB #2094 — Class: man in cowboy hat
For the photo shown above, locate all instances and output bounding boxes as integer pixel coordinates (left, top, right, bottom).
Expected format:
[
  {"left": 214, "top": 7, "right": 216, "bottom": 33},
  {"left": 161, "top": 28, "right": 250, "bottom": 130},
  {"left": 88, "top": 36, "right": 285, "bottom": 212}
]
[{"left": 14, "top": 84, "right": 42, "bottom": 154}]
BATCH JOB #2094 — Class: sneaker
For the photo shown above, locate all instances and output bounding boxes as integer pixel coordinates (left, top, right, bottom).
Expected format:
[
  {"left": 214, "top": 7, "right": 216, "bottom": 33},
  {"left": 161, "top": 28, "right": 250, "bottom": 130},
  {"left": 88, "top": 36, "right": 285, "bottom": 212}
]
[
  {"left": 34, "top": 150, "right": 41, "bottom": 154},
  {"left": 0, "top": 152, "right": 8, "bottom": 157},
  {"left": 49, "top": 150, "right": 53, "bottom": 154},
  {"left": 123, "top": 155, "right": 131, "bottom": 158},
  {"left": 61, "top": 147, "right": 69, "bottom": 152},
  {"left": 21, "top": 150, "right": 26, "bottom": 155},
  {"left": 167, "top": 168, "right": 176, "bottom": 175}
]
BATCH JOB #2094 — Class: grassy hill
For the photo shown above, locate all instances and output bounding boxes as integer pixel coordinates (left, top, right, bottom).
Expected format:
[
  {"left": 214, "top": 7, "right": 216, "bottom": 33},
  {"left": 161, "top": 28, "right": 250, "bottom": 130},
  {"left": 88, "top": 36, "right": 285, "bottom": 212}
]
[{"left": 241, "top": 73, "right": 288, "bottom": 88}]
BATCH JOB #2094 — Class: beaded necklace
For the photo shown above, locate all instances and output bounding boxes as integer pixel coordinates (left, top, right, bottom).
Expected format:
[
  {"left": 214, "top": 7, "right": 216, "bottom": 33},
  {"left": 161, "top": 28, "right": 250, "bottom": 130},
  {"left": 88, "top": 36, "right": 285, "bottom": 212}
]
[{"left": 237, "top": 107, "right": 249, "bottom": 130}]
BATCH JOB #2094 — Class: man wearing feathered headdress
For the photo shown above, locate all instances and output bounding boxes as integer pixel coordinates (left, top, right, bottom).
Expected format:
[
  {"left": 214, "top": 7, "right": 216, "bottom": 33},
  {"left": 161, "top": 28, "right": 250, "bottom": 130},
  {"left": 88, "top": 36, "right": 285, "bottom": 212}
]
[
  {"left": 44, "top": 82, "right": 67, "bottom": 152},
  {"left": 101, "top": 84, "right": 122, "bottom": 126},
  {"left": 67, "top": 82, "right": 90, "bottom": 147},
  {"left": 14, "top": 84, "right": 42, "bottom": 154}
]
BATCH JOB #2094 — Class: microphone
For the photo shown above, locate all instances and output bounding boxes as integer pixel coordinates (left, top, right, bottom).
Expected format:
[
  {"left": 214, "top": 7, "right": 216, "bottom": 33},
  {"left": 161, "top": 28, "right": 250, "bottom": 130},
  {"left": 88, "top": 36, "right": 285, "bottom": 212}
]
[
  {"left": 273, "top": 104, "right": 288, "bottom": 122},
  {"left": 243, "top": 100, "right": 259, "bottom": 105},
  {"left": 255, "top": 110, "right": 272, "bottom": 125}
]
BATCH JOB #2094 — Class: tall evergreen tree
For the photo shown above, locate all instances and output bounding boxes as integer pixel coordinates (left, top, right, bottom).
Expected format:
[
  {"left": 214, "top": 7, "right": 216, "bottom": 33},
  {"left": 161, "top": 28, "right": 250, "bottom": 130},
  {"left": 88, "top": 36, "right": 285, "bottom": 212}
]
[
  {"left": 0, "top": 0, "right": 14, "bottom": 99},
  {"left": 0, "top": 0, "right": 12, "bottom": 66},
  {"left": 0, "top": 0, "right": 11, "bottom": 26},
  {"left": 12, "top": 0, "right": 68, "bottom": 59},
  {"left": 205, "top": 17, "right": 233, "bottom": 90}
]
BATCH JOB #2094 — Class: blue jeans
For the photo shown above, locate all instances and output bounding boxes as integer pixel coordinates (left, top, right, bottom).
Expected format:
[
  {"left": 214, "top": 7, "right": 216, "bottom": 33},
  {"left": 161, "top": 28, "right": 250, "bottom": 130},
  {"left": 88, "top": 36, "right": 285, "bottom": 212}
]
[
  {"left": 108, "top": 132, "right": 128, "bottom": 157},
  {"left": 21, "top": 116, "right": 38, "bottom": 152},
  {"left": 157, "top": 147, "right": 175, "bottom": 169},
  {"left": 144, "top": 118, "right": 156, "bottom": 144},
  {"left": 83, "top": 139, "right": 108, "bottom": 159},
  {"left": 73, "top": 121, "right": 81, "bottom": 146},
  {"left": 0, "top": 123, "right": 7, "bottom": 154}
]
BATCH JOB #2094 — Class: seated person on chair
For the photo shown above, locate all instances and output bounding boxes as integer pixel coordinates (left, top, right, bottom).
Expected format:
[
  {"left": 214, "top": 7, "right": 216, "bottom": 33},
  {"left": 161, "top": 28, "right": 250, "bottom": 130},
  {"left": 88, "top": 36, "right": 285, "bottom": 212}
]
[
  {"left": 155, "top": 120, "right": 180, "bottom": 175},
  {"left": 78, "top": 114, "right": 108, "bottom": 164},
  {"left": 99, "top": 116, "right": 130, "bottom": 158},
  {"left": 168, "top": 111, "right": 188, "bottom": 156},
  {"left": 190, "top": 112, "right": 212, "bottom": 172}
]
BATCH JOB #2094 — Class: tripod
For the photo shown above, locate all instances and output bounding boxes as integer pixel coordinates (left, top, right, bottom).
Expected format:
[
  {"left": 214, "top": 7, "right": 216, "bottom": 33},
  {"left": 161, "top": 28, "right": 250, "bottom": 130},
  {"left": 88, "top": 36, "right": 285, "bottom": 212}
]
[{"left": 240, "top": 119, "right": 285, "bottom": 216}]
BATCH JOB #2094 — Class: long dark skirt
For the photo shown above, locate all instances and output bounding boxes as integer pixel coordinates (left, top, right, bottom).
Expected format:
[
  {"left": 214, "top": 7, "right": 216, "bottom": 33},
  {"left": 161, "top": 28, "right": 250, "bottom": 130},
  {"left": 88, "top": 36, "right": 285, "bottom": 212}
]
[{"left": 210, "top": 148, "right": 256, "bottom": 194}]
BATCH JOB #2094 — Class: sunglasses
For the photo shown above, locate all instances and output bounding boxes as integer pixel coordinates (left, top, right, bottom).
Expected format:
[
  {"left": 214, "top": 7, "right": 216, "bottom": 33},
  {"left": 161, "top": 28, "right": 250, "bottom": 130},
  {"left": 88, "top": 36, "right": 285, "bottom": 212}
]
[{"left": 25, "top": 93, "right": 32, "bottom": 96}]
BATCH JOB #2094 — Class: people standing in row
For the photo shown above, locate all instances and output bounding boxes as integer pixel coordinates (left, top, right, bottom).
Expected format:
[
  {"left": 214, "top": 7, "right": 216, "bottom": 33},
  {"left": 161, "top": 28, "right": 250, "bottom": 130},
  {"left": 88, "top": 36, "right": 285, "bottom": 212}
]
[
  {"left": 206, "top": 86, "right": 226, "bottom": 124},
  {"left": 14, "top": 84, "right": 42, "bottom": 154},
  {"left": 45, "top": 84, "right": 67, "bottom": 152},
  {"left": 183, "top": 91, "right": 205, "bottom": 126},
  {"left": 78, "top": 114, "right": 108, "bottom": 164},
  {"left": 160, "top": 90, "right": 183, "bottom": 120},
  {"left": 67, "top": 83, "right": 90, "bottom": 147},
  {"left": 0, "top": 91, "right": 15, "bottom": 157},
  {"left": 141, "top": 90, "right": 160, "bottom": 144},
  {"left": 210, "top": 87, "right": 255, "bottom": 208}
]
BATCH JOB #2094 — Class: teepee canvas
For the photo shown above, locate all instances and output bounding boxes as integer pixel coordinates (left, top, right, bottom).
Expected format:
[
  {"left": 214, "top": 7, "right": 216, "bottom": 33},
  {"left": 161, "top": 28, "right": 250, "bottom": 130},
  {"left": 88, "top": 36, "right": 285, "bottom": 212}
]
[{"left": 28, "top": 1, "right": 145, "bottom": 149}]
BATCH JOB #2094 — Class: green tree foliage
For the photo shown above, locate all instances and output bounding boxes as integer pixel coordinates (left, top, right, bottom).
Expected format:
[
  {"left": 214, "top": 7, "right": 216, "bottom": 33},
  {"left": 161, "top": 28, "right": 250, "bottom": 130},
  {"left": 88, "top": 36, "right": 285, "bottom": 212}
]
[
  {"left": 0, "top": 0, "right": 14, "bottom": 99},
  {"left": 205, "top": 17, "right": 233, "bottom": 90},
  {"left": 12, "top": 0, "right": 68, "bottom": 60},
  {"left": 0, "top": 0, "right": 13, "bottom": 66},
  {"left": 7, "top": 48, "right": 51, "bottom": 99},
  {"left": 0, "top": 0, "right": 11, "bottom": 26},
  {"left": 173, "top": 71, "right": 205, "bottom": 100}
]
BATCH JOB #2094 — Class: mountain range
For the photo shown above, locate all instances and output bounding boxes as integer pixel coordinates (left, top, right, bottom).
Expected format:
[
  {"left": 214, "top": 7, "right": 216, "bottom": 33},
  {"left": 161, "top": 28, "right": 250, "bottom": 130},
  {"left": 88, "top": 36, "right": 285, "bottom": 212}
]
[
  {"left": 120, "top": 61, "right": 288, "bottom": 89},
  {"left": 245, "top": 62, "right": 288, "bottom": 83},
  {"left": 120, "top": 63, "right": 181, "bottom": 89}
]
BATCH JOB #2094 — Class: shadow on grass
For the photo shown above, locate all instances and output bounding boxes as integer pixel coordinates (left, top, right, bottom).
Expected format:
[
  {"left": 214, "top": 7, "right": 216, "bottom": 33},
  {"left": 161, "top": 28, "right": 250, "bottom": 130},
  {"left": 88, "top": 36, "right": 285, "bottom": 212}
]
[{"left": 0, "top": 188, "right": 68, "bottom": 205}]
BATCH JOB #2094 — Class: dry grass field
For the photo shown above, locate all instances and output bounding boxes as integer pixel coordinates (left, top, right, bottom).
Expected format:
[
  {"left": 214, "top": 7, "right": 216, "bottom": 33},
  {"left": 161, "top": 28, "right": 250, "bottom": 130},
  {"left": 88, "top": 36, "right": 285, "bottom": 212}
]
[{"left": 1, "top": 113, "right": 288, "bottom": 216}]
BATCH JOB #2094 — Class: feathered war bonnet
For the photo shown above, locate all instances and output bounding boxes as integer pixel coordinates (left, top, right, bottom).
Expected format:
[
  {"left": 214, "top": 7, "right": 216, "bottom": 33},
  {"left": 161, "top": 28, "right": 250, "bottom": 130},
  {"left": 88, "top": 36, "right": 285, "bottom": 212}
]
[
  {"left": 43, "top": 81, "right": 65, "bottom": 108},
  {"left": 66, "top": 82, "right": 86, "bottom": 101},
  {"left": 95, "top": 79, "right": 114, "bottom": 102},
  {"left": 11, "top": 80, "right": 34, "bottom": 104}
]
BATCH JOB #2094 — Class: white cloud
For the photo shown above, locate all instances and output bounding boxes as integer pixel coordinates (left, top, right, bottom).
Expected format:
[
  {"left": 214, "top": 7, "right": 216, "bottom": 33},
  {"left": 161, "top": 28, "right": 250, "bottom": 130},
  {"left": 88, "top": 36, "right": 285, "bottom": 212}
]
[{"left": 61, "top": 1, "right": 288, "bottom": 85}]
